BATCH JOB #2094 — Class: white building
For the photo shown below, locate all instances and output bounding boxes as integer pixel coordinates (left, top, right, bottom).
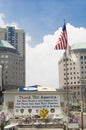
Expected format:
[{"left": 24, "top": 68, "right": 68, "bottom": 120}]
[{"left": 58, "top": 42, "right": 86, "bottom": 104}]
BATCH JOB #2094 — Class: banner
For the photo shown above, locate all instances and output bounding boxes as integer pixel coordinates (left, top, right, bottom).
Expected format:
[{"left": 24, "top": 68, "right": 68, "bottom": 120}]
[{"left": 14, "top": 95, "right": 61, "bottom": 116}]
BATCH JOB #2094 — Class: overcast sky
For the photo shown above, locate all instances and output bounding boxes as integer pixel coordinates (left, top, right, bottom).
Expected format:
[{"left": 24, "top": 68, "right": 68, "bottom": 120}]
[{"left": 0, "top": 0, "right": 86, "bottom": 88}]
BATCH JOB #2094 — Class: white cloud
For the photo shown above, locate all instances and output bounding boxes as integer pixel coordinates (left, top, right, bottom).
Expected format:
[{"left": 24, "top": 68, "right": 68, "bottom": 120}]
[
  {"left": 0, "top": 13, "right": 19, "bottom": 29},
  {"left": 67, "top": 23, "right": 86, "bottom": 45},
  {"left": 0, "top": 13, "right": 6, "bottom": 27}
]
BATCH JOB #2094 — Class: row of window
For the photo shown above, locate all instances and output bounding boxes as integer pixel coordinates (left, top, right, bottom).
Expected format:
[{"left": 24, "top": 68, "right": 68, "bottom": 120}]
[
  {"left": 0, "top": 55, "right": 21, "bottom": 61},
  {"left": 64, "top": 81, "right": 80, "bottom": 85},
  {"left": 81, "top": 61, "right": 86, "bottom": 64},
  {"left": 64, "top": 62, "right": 75, "bottom": 66},
  {"left": 64, "top": 76, "right": 80, "bottom": 80},
  {"left": 64, "top": 67, "right": 76, "bottom": 70},
  {"left": 64, "top": 61, "right": 86, "bottom": 66},
  {"left": 64, "top": 72, "right": 79, "bottom": 75},
  {"left": 64, "top": 86, "right": 80, "bottom": 90},
  {"left": 63, "top": 56, "right": 86, "bottom": 61},
  {"left": 0, "top": 55, "right": 8, "bottom": 58},
  {"left": 81, "top": 56, "right": 86, "bottom": 59}
]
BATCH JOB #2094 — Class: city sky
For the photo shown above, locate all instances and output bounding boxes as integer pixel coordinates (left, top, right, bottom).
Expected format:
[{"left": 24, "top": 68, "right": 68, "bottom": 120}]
[{"left": 0, "top": 0, "right": 86, "bottom": 88}]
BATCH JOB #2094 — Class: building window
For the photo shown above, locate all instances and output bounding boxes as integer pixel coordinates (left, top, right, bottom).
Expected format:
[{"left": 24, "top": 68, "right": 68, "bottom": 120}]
[
  {"left": 66, "top": 58, "right": 68, "bottom": 61},
  {"left": 1, "top": 55, "right": 4, "bottom": 58},
  {"left": 5, "top": 65, "right": 8, "bottom": 69},
  {"left": 81, "top": 56, "right": 83, "bottom": 59},
  {"left": 74, "top": 82, "right": 76, "bottom": 84},
  {"left": 5, "top": 55, "right": 8, "bottom": 58},
  {"left": 5, "top": 76, "right": 7, "bottom": 79},
  {"left": 5, "top": 81, "right": 7, "bottom": 84},
  {"left": 1, "top": 60, "right": 4, "bottom": 63},
  {"left": 5, "top": 71, "right": 8, "bottom": 73},
  {"left": 5, "top": 61, "right": 8, "bottom": 63},
  {"left": 77, "top": 91, "right": 80, "bottom": 95}
]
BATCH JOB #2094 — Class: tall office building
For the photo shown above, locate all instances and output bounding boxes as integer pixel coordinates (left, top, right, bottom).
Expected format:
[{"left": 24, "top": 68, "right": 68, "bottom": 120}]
[
  {"left": 58, "top": 42, "right": 86, "bottom": 104},
  {"left": 0, "top": 26, "right": 25, "bottom": 58},
  {"left": 0, "top": 26, "right": 25, "bottom": 90}
]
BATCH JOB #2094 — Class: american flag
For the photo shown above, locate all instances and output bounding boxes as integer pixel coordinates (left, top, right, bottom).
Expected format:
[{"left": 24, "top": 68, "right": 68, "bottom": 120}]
[{"left": 55, "top": 23, "right": 68, "bottom": 50}]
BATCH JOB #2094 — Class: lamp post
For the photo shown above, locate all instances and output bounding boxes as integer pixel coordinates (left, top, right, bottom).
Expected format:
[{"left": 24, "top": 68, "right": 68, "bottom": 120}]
[
  {"left": 81, "top": 85, "right": 83, "bottom": 130},
  {"left": 79, "top": 78, "right": 86, "bottom": 130},
  {"left": 0, "top": 65, "right": 2, "bottom": 91}
]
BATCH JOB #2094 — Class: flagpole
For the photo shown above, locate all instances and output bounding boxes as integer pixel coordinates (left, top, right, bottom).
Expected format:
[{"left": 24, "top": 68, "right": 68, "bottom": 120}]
[
  {"left": 54, "top": 20, "right": 69, "bottom": 129},
  {"left": 64, "top": 19, "right": 69, "bottom": 130},
  {"left": 65, "top": 49, "right": 69, "bottom": 130}
]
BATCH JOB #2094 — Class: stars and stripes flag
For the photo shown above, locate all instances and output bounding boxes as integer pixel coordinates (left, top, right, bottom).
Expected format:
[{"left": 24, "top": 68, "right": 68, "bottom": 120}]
[
  {"left": 55, "top": 22, "right": 68, "bottom": 50},
  {"left": 54, "top": 22, "right": 77, "bottom": 62}
]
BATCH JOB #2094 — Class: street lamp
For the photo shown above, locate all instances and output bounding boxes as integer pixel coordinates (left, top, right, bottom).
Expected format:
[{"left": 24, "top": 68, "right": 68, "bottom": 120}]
[
  {"left": 80, "top": 85, "right": 83, "bottom": 130},
  {"left": 79, "top": 78, "right": 86, "bottom": 130}
]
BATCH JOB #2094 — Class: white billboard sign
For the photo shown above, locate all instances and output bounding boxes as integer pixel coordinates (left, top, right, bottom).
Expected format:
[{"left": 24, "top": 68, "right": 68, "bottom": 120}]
[{"left": 14, "top": 95, "right": 61, "bottom": 116}]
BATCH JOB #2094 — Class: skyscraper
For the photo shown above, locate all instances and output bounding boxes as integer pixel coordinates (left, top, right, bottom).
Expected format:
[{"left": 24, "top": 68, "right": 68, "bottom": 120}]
[
  {"left": 0, "top": 26, "right": 25, "bottom": 90},
  {"left": 0, "top": 26, "right": 25, "bottom": 58}
]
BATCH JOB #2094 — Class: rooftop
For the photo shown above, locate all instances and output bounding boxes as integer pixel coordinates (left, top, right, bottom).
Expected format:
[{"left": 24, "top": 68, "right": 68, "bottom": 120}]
[
  {"left": 0, "top": 40, "right": 16, "bottom": 50},
  {"left": 71, "top": 42, "right": 86, "bottom": 50}
]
